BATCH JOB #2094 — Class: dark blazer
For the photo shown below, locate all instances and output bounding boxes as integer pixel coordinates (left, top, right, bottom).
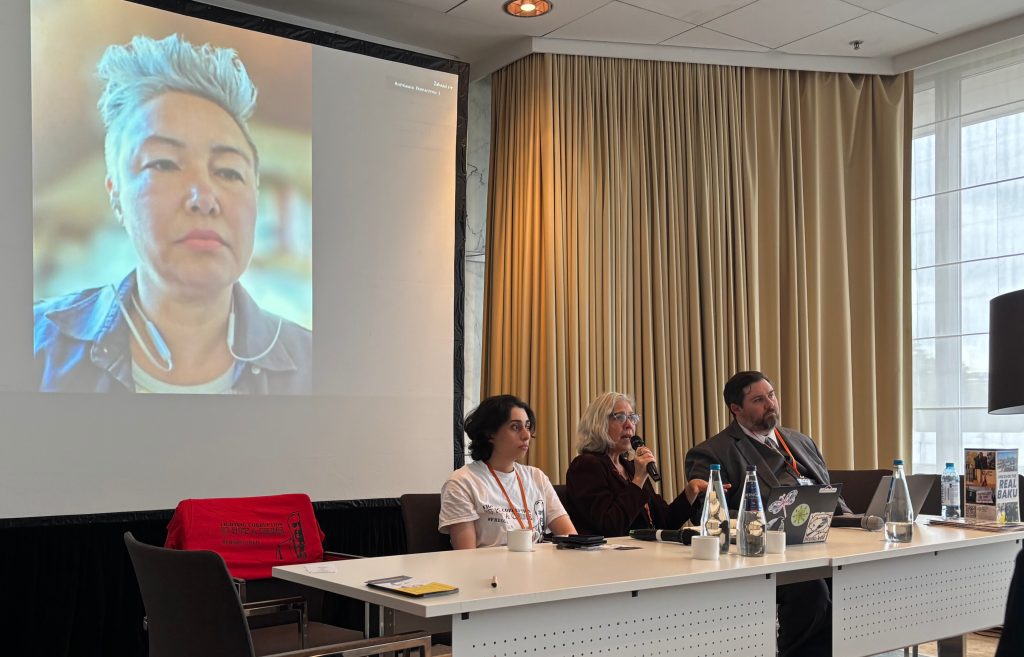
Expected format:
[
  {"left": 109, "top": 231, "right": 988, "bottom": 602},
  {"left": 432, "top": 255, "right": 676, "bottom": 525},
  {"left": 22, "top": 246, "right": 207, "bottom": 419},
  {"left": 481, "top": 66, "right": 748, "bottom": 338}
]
[
  {"left": 995, "top": 547, "right": 1024, "bottom": 657},
  {"left": 685, "top": 420, "right": 851, "bottom": 516},
  {"left": 565, "top": 451, "right": 694, "bottom": 537}
]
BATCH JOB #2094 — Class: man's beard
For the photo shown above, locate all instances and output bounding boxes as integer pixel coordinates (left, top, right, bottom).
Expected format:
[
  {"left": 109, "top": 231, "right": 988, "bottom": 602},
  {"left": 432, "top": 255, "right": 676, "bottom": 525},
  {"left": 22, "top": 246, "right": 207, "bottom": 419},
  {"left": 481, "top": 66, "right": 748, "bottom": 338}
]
[{"left": 753, "top": 411, "right": 779, "bottom": 432}]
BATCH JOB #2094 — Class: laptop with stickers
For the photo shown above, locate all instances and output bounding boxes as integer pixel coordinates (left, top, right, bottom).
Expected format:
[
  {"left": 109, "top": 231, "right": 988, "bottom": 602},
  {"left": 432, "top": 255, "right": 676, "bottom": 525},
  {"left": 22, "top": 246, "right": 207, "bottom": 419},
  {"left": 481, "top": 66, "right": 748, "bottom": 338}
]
[{"left": 763, "top": 483, "right": 844, "bottom": 544}]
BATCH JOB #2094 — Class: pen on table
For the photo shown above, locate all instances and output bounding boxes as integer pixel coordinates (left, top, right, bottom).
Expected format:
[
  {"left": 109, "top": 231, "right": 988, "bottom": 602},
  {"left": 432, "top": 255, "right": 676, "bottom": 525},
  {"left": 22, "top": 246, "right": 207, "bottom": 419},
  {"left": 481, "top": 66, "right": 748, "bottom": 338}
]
[{"left": 490, "top": 575, "right": 498, "bottom": 588}]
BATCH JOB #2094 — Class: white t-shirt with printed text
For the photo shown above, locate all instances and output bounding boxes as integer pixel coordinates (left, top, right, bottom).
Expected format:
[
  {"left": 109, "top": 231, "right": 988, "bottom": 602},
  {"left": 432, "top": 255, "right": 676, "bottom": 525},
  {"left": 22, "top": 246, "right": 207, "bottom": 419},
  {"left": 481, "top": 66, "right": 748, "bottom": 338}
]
[{"left": 438, "top": 460, "right": 568, "bottom": 547}]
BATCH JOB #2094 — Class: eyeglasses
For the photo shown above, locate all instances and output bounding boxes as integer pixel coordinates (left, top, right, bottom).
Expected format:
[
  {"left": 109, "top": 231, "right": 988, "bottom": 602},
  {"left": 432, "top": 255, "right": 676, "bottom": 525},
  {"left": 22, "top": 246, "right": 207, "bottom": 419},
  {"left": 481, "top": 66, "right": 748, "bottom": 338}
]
[
  {"left": 608, "top": 412, "right": 641, "bottom": 424},
  {"left": 506, "top": 420, "right": 536, "bottom": 436}
]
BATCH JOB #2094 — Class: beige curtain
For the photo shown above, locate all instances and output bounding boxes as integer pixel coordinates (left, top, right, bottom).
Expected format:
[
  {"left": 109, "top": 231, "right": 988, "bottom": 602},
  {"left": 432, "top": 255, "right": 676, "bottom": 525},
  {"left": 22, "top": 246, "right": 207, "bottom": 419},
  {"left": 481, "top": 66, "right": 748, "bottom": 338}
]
[{"left": 483, "top": 54, "right": 912, "bottom": 499}]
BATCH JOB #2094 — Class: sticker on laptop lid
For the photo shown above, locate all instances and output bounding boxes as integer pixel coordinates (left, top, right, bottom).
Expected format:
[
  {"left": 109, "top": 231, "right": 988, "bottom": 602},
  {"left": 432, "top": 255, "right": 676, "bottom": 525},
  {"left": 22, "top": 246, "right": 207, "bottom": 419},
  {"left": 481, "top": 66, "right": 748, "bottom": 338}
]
[{"left": 803, "top": 512, "right": 832, "bottom": 542}]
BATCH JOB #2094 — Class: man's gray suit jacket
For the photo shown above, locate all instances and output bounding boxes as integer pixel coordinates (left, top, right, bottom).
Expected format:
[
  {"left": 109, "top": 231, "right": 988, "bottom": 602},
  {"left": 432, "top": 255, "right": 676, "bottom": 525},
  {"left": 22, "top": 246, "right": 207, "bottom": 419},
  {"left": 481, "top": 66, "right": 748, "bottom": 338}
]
[{"left": 685, "top": 420, "right": 851, "bottom": 516}]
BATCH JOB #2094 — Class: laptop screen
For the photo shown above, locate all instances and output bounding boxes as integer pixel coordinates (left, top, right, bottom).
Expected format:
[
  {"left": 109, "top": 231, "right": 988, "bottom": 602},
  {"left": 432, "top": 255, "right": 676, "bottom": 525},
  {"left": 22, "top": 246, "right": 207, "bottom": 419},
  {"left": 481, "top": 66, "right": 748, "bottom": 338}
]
[{"left": 864, "top": 475, "right": 935, "bottom": 518}]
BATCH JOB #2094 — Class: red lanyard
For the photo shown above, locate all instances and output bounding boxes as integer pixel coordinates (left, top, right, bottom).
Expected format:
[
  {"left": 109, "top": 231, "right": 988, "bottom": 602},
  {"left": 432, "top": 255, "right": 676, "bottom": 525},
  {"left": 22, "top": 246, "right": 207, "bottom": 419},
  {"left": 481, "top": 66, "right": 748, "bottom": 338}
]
[
  {"left": 774, "top": 428, "right": 803, "bottom": 479},
  {"left": 486, "top": 463, "right": 534, "bottom": 530}
]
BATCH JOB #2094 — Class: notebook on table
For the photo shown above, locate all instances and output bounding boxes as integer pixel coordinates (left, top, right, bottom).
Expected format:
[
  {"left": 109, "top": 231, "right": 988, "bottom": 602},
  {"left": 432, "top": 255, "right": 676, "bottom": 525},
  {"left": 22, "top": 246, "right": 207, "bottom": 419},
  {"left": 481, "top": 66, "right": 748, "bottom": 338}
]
[
  {"left": 763, "top": 483, "right": 844, "bottom": 544},
  {"left": 366, "top": 575, "right": 459, "bottom": 598}
]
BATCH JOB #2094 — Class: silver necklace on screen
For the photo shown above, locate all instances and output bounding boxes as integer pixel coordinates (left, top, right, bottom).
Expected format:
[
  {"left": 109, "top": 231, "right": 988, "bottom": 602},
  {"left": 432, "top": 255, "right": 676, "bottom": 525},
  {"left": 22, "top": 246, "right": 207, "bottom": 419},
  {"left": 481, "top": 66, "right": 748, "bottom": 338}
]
[{"left": 116, "top": 288, "right": 283, "bottom": 373}]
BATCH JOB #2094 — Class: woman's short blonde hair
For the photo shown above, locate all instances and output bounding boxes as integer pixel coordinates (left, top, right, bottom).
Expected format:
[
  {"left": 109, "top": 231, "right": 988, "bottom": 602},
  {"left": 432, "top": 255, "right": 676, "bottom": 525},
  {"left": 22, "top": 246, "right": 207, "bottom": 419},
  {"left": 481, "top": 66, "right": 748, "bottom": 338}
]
[{"left": 576, "top": 392, "right": 634, "bottom": 454}]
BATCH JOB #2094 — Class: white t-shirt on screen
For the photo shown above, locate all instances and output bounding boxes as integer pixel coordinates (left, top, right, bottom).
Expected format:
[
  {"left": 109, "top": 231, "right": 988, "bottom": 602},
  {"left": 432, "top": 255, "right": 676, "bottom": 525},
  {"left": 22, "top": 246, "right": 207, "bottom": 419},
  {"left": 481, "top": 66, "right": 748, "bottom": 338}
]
[{"left": 438, "top": 460, "right": 568, "bottom": 547}]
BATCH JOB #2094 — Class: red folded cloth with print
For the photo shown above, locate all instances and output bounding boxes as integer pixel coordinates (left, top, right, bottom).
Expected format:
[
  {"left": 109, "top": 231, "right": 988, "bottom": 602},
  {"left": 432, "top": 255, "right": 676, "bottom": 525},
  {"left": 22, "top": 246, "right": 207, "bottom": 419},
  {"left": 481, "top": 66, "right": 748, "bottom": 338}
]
[{"left": 165, "top": 493, "right": 325, "bottom": 579}]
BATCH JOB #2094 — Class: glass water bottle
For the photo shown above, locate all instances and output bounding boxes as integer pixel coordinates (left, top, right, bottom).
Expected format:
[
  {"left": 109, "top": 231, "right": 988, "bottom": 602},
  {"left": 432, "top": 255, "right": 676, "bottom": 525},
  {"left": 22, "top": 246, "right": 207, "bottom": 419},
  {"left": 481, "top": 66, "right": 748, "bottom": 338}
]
[{"left": 699, "top": 464, "right": 731, "bottom": 554}]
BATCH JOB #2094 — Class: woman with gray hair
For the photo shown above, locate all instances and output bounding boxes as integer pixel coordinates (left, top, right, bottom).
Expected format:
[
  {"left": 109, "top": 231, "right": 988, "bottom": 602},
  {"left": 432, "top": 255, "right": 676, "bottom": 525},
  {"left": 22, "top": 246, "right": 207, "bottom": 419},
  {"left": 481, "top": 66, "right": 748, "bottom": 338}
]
[
  {"left": 34, "top": 34, "right": 311, "bottom": 393},
  {"left": 565, "top": 392, "right": 709, "bottom": 536}
]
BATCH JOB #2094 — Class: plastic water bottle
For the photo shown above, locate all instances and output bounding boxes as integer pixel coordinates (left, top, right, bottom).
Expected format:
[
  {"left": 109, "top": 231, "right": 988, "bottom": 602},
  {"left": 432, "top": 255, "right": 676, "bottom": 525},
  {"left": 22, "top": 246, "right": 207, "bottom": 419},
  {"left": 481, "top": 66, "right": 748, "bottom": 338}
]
[
  {"left": 699, "top": 464, "right": 731, "bottom": 554},
  {"left": 737, "top": 465, "right": 766, "bottom": 556},
  {"left": 941, "top": 462, "right": 961, "bottom": 520},
  {"left": 884, "top": 459, "right": 914, "bottom": 543}
]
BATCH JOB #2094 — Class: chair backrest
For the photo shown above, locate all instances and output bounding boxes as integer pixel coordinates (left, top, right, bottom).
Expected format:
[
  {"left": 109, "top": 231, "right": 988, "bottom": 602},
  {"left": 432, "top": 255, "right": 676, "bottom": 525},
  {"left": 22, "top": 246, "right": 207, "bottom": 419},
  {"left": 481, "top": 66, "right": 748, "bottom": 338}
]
[
  {"left": 827, "top": 469, "right": 890, "bottom": 514},
  {"left": 400, "top": 493, "right": 450, "bottom": 553},
  {"left": 551, "top": 483, "right": 570, "bottom": 510},
  {"left": 165, "top": 493, "right": 325, "bottom": 579},
  {"left": 125, "top": 532, "right": 255, "bottom": 657},
  {"left": 551, "top": 483, "right": 581, "bottom": 528}
]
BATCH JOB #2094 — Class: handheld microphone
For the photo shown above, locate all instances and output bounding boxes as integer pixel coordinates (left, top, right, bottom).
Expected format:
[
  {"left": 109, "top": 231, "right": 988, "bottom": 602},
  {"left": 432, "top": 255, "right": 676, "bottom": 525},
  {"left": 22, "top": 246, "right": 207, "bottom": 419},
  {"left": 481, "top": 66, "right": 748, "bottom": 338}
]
[
  {"left": 861, "top": 514, "right": 884, "bottom": 531},
  {"left": 629, "top": 528, "right": 700, "bottom": 545},
  {"left": 630, "top": 436, "right": 662, "bottom": 483}
]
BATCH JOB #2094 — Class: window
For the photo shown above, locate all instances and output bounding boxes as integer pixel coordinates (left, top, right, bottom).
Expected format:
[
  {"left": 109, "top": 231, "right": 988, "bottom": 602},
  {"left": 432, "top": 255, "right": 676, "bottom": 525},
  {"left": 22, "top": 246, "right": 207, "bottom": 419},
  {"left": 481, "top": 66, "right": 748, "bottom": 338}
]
[{"left": 912, "top": 37, "right": 1024, "bottom": 475}]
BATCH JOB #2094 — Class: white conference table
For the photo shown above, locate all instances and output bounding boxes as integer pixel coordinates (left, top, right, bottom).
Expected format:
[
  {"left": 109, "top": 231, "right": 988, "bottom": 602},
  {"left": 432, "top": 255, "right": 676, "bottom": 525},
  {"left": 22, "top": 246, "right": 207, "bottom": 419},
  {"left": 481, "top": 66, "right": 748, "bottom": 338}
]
[
  {"left": 781, "top": 522, "right": 1021, "bottom": 657},
  {"left": 274, "top": 522, "right": 1021, "bottom": 657}
]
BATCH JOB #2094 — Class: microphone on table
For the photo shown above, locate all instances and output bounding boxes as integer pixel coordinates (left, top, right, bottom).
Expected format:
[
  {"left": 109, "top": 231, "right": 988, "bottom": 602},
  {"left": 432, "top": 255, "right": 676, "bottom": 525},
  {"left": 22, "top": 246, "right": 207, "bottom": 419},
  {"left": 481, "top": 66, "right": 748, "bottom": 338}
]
[
  {"left": 629, "top": 528, "right": 700, "bottom": 545},
  {"left": 861, "top": 515, "right": 884, "bottom": 531},
  {"left": 630, "top": 436, "right": 662, "bottom": 483}
]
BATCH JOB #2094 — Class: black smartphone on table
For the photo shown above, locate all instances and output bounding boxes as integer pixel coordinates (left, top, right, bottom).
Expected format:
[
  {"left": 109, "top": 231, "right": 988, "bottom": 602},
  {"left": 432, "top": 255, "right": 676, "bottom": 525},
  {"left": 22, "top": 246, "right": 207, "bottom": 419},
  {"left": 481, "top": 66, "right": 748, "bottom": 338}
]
[{"left": 552, "top": 534, "right": 606, "bottom": 547}]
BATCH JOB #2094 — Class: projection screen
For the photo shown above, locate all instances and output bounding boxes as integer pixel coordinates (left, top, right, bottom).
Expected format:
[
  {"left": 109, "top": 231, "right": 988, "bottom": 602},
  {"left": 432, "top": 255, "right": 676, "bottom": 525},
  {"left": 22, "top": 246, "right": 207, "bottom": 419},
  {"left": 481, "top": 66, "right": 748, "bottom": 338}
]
[{"left": 0, "top": 0, "right": 465, "bottom": 519}]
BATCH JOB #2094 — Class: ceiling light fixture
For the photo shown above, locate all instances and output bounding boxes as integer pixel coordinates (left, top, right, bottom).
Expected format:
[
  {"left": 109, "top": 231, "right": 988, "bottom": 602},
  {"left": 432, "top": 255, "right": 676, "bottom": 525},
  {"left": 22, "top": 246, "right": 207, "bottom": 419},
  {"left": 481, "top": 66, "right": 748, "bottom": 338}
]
[{"left": 503, "top": 0, "right": 552, "bottom": 18}]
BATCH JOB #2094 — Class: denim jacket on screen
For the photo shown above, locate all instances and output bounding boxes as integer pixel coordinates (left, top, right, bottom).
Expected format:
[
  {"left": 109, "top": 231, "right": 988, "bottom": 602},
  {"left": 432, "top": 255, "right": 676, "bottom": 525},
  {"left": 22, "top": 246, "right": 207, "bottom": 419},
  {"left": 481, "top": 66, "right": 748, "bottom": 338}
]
[{"left": 33, "top": 271, "right": 312, "bottom": 394}]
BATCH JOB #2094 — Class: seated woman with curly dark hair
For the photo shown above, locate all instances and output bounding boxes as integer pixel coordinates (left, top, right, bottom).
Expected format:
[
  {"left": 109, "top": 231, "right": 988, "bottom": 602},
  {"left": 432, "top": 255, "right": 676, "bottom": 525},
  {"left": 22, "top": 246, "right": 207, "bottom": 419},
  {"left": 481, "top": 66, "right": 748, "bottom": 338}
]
[{"left": 439, "top": 394, "right": 576, "bottom": 549}]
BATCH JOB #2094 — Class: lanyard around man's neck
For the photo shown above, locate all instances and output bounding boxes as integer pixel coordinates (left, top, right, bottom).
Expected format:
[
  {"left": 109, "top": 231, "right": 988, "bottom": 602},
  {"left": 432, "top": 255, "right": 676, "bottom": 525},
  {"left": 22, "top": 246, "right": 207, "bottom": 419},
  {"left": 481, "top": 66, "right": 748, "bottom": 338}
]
[{"left": 772, "top": 428, "right": 803, "bottom": 479}]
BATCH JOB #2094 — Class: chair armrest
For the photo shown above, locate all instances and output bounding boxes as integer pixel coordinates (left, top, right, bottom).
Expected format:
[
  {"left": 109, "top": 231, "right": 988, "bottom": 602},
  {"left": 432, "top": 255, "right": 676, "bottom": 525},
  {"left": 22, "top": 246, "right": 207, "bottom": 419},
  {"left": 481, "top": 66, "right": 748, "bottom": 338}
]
[
  {"left": 243, "top": 596, "right": 309, "bottom": 648},
  {"left": 323, "top": 551, "right": 362, "bottom": 561},
  {"left": 269, "top": 630, "right": 431, "bottom": 657},
  {"left": 242, "top": 595, "right": 307, "bottom": 619}
]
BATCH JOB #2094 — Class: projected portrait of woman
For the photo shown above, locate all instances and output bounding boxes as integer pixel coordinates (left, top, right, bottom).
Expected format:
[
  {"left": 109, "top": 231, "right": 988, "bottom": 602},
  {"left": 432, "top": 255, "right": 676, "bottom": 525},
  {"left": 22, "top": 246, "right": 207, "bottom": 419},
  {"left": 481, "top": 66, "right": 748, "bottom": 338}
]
[{"left": 33, "top": 34, "right": 311, "bottom": 394}]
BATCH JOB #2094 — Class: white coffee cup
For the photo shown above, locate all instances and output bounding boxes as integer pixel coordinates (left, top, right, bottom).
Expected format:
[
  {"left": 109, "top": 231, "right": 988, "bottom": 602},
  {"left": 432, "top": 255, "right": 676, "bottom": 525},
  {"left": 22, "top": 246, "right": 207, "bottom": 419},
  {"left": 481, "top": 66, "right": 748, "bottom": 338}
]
[
  {"left": 766, "top": 530, "right": 787, "bottom": 554},
  {"left": 691, "top": 535, "right": 720, "bottom": 560},
  {"left": 506, "top": 528, "right": 534, "bottom": 552}
]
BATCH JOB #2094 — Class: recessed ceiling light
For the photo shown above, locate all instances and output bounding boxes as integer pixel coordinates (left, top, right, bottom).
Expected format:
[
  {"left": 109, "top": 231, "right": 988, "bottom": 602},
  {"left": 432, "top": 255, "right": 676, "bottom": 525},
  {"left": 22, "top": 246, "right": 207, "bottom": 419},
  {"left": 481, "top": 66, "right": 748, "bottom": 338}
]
[{"left": 504, "top": 0, "right": 552, "bottom": 18}]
